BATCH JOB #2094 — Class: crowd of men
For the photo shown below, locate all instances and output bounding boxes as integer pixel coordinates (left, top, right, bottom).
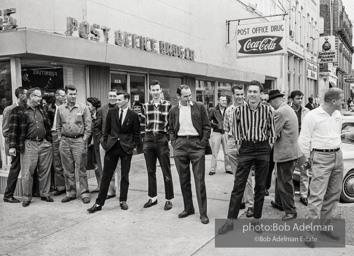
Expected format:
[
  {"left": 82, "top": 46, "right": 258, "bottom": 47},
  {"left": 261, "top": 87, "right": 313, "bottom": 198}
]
[{"left": 2, "top": 80, "right": 350, "bottom": 246}]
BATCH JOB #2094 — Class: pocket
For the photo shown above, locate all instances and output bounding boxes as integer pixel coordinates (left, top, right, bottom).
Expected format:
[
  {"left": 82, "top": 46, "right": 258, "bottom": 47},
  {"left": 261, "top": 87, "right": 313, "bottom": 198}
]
[{"left": 75, "top": 113, "right": 83, "bottom": 124}]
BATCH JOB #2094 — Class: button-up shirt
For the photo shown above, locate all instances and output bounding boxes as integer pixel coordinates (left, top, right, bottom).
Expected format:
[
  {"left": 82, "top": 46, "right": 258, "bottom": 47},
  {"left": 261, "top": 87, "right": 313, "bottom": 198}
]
[
  {"left": 178, "top": 101, "right": 199, "bottom": 136},
  {"left": 26, "top": 106, "right": 46, "bottom": 140},
  {"left": 56, "top": 102, "right": 92, "bottom": 141},
  {"left": 232, "top": 102, "right": 276, "bottom": 145},
  {"left": 142, "top": 100, "right": 171, "bottom": 133},
  {"left": 298, "top": 106, "right": 342, "bottom": 159},
  {"left": 224, "top": 102, "right": 245, "bottom": 136}
]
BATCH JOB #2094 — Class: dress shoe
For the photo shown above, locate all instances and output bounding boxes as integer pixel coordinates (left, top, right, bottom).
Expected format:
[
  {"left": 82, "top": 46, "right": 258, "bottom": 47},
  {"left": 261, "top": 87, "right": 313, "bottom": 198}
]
[
  {"left": 300, "top": 197, "right": 308, "bottom": 206},
  {"left": 209, "top": 171, "right": 215, "bottom": 175},
  {"left": 218, "top": 221, "right": 234, "bottom": 235},
  {"left": 178, "top": 209, "right": 195, "bottom": 218},
  {"left": 82, "top": 197, "right": 90, "bottom": 204},
  {"left": 61, "top": 196, "right": 76, "bottom": 203},
  {"left": 87, "top": 204, "right": 102, "bottom": 213},
  {"left": 33, "top": 192, "right": 40, "bottom": 197},
  {"left": 22, "top": 201, "right": 30, "bottom": 207},
  {"left": 246, "top": 207, "right": 254, "bottom": 218},
  {"left": 251, "top": 219, "right": 263, "bottom": 234},
  {"left": 271, "top": 200, "right": 284, "bottom": 211},
  {"left": 106, "top": 194, "right": 116, "bottom": 200},
  {"left": 304, "top": 240, "right": 315, "bottom": 248},
  {"left": 50, "top": 187, "right": 56, "bottom": 192},
  {"left": 225, "top": 170, "right": 233, "bottom": 175},
  {"left": 200, "top": 214, "right": 209, "bottom": 224},
  {"left": 3, "top": 197, "right": 20, "bottom": 203},
  {"left": 164, "top": 201, "right": 172, "bottom": 211},
  {"left": 282, "top": 213, "right": 297, "bottom": 221},
  {"left": 265, "top": 189, "right": 269, "bottom": 196},
  {"left": 144, "top": 199, "right": 158, "bottom": 208},
  {"left": 41, "top": 196, "right": 54, "bottom": 202},
  {"left": 240, "top": 202, "right": 246, "bottom": 209},
  {"left": 54, "top": 190, "right": 66, "bottom": 196},
  {"left": 120, "top": 201, "right": 128, "bottom": 210}
]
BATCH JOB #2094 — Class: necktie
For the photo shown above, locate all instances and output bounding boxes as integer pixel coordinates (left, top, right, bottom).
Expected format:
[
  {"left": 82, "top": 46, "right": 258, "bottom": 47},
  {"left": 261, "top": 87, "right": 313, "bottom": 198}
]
[{"left": 120, "top": 110, "right": 124, "bottom": 126}]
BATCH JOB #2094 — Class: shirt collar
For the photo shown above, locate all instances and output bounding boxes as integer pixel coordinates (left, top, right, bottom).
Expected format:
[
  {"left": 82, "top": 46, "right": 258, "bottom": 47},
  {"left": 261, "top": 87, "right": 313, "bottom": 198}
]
[
  {"left": 65, "top": 102, "right": 79, "bottom": 109},
  {"left": 179, "top": 101, "right": 193, "bottom": 108}
]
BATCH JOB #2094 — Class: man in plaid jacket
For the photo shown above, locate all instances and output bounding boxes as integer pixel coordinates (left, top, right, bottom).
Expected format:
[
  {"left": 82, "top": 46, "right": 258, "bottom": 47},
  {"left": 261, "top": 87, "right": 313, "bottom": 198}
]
[{"left": 9, "top": 88, "right": 53, "bottom": 207}]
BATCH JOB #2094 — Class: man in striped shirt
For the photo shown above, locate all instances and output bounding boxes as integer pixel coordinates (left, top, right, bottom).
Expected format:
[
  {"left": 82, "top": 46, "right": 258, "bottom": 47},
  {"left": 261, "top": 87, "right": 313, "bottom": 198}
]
[
  {"left": 142, "top": 80, "right": 174, "bottom": 211},
  {"left": 219, "top": 80, "right": 276, "bottom": 234}
]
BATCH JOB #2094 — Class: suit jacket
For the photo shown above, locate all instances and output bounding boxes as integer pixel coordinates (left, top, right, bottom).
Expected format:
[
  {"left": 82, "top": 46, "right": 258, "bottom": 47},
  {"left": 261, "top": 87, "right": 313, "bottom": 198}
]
[
  {"left": 2, "top": 103, "right": 17, "bottom": 156},
  {"left": 94, "top": 104, "right": 112, "bottom": 144},
  {"left": 273, "top": 102, "right": 299, "bottom": 162},
  {"left": 9, "top": 104, "right": 52, "bottom": 153},
  {"left": 209, "top": 104, "right": 226, "bottom": 133},
  {"left": 168, "top": 101, "right": 211, "bottom": 143},
  {"left": 305, "top": 102, "right": 315, "bottom": 110},
  {"left": 103, "top": 107, "right": 140, "bottom": 154}
]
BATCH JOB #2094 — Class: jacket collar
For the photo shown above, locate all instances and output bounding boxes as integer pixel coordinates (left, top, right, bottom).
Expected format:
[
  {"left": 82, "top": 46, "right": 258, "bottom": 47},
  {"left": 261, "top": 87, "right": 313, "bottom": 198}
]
[{"left": 179, "top": 101, "right": 194, "bottom": 108}]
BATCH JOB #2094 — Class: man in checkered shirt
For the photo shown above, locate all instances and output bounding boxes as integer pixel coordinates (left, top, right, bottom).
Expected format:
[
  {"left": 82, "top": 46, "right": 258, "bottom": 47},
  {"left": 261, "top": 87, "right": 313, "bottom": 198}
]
[{"left": 142, "top": 80, "right": 174, "bottom": 211}]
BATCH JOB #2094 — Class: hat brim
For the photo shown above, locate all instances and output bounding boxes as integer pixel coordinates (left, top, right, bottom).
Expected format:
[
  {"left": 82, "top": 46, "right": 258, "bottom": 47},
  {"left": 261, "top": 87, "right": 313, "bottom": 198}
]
[{"left": 268, "top": 93, "right": 284, "bottom": 102}]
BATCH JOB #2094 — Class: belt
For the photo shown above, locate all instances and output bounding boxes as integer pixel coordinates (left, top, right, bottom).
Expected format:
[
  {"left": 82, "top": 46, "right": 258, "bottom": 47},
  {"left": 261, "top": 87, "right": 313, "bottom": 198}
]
[
  {"left": 26, "top": 138, "right": 44, "bottom": 142},
  {"left": 313, "top": 148, "right": 340, "bottom": 152},
  {"left": 62, "top": 134, "right": 83, "bottom": 138},
  {"left": 243, "top": 140, "right": 267, "bottom": 144},
  {"left": 178, "top": 135, "right": 199, "bottom": 139},
  {"left": 146, "top": 131, "right": 167, "bottom": 136}
]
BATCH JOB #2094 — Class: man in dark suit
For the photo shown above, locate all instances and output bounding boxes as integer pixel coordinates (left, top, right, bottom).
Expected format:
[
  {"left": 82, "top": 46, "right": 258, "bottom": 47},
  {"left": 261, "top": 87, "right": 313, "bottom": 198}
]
[
  {"left": 169, "top": 85, "right": 211, "bottom": 224},
  {"left": 87, "top": 92, "right": 140, "bottom": 213},
  {"left": 305, "top": 97, "right": 315, "bottom": 110}
]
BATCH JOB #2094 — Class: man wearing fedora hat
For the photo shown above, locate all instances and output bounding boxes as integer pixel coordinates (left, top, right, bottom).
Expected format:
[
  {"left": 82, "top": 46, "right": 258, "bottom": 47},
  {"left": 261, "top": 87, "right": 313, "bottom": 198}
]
[{"left": 268, "top": 89, "right": 298, "bottom": 221}]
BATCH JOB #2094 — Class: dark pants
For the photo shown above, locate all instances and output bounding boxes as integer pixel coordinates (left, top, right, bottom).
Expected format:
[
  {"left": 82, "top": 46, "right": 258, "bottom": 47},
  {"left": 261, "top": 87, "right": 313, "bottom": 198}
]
[
  {"left": 266, "top": 148, "right": 275, "bottom": 190},
  {"left": 143, "top": 133, "right": 174, "bottom": 200},
  {"left": 96, "top": 141, "right": 132, "bottom": 206},
  {"left": 227, "top": 141, "right": 271, "bottom": 219},
  {"left": 4, "top": 153, "right": 21, "bottom": 198},
  {"left": 274, "top": 160, "right": 297, "bottom": 214},
  {"left": 173, "top": 137, "right": 207, "bottom": 215}
]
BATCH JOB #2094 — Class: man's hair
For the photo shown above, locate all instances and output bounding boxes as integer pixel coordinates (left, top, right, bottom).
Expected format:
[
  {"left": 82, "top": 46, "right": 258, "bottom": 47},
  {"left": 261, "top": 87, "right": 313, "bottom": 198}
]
[
  {"left": 117, "top": 91, "right": 131, "bottom": 101},
  {"left": 231, "top": 84, "right": 244, "bottom": 94},
  {"left": 324, "top": 88, "right": 343, "bottom": 103},
  {"left": 218, "top": 94, "right": 227, "bottom": 100},
  {"left": 149, "top": 80, "right": 161, "bottom": 90},
  {"left": 290, "top": 90, "right": 304, "bottom": 99},
  {"left": 42, "top": 93, "right": 56, "bottom": 105},
  {"left": 247, "top": 80, "right": 264, "bottom": 92},
  {"left": 65, "top": 85, "right": 77, "bottom": 94},
  {"left": 26, "top": 87, "right": 41, "bottom": 98},
  {"left": 14, "top": 87, "right": 26, "bottom": 98},
  {"left": 87, "top": 97, "right": 102, "bottom": 109},
  {"left": 55, "top": 89, "right": 65, "bottom": 96},
  {"left": 177, "top": 85, "right": 190, "bottom": 96},
  {"left": 109, "top": 89, "right": 118, "bottom": 95}
]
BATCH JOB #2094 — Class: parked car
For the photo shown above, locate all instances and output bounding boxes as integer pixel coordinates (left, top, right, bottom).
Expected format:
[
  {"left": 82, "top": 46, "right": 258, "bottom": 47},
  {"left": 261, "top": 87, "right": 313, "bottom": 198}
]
[{"left": 293, "top": 115, "right": 354, "bottom": 203}]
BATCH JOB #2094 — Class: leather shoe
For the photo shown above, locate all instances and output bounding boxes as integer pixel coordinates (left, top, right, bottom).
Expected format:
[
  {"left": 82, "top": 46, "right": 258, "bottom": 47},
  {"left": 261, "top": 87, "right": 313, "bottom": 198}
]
[
  {"left": 22, "top": 201, "right": 30, "bottom": 207},
  {"left": 87, "top": 204, "right": 102, "bottom": 213},
  {"left": 282, "top": 213, "right": 297, "bottom": 221},
  {"left": 53, "top": 190, "right": 66, "bottom": 196},
  {"left": 33, "top": 192, "right": 40, "bottom": 197},
  {"left": 265, "top": 189, "right": 269, "bottom": 196},
  {"left": 82, "top": 197, "right": 90, "bottom": 204},
  {"left": 200, "top": 214, "right": 209, "bottom": 224},
  {"left": 209, "top": 171, "right": 215, "bottom": 175},
  {"left": 3, "top": 197, "right": 20, "bottom": 203},
  {"left": 300, "top": 197, "right": 308, "bottom": 206},
  {"left": 41, "top": 196, "right": 54, "bottom": 202},
  {"left": 144, "top": 199, "right": 157, "bottom": 208},
  {"left": 304, "top": 240, "right": 315, "bottom": 248},
  {"left": 120, "top": 201, "right": 128, "bottom": 210},
  {"left": 178, "top": 209, "right": 195, "bottom": 218},
  {"left": 240, "top": 202, "right": 246, "bottom": 209},
  {"left": 61, "top": 196, "right": 76, "bottom": 203},
  {"left": 246, "top": 207, "right": 254, "bottom": 218},
  {"left": 218, "top": 221, "right": 233, "bottom": 234},
  {"left": 164, "top": 201, "right": 172, "bottom": 211},
  {"left": 271, "top": 200, "right": 284, "bottom": 211},
  {"left": 225, "top": 170, "right": 233, "bottom": 175},
  {"left": 106, "top": 194, "right": 116, "bottom": 200}
]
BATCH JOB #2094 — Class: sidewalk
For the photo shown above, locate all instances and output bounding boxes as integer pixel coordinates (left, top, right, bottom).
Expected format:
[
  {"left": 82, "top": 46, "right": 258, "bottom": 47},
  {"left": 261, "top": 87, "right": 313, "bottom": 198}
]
[{"left": 1, "top": 153, "right": 354, "bottom": 256}]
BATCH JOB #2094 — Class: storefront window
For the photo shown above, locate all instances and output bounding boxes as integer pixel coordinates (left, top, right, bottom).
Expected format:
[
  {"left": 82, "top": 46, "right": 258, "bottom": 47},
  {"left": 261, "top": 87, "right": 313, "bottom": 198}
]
[
  {"left": 218, "top": 82, "right": 232, "bottom": 106},
  {"left": 0, "top": 61, "right": 12, "bottom": 115},
  {"left": 111, "top": 73, "right": 127, "bottom": 91},
  {"left": 130, "top": 74, "right": 145, "bottom": 106},
  {"left": 196, "top": 80, "right": 214, "bottom": 109},
  {"left": 149, "top": 75, "right": 182, "bottom": 106},
  {"left": 21, "top": 60, "right": 63, "bottom": 94}
]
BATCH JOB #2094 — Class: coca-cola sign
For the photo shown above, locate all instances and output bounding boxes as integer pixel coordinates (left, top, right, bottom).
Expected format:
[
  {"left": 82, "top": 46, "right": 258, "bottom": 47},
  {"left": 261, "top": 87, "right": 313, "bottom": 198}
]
[
  {"left": 236, "top": 20, "right": 286, "bottom": 58},
  {"left": 238, "top": 36, "right": 283, "bottom": 54}
]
